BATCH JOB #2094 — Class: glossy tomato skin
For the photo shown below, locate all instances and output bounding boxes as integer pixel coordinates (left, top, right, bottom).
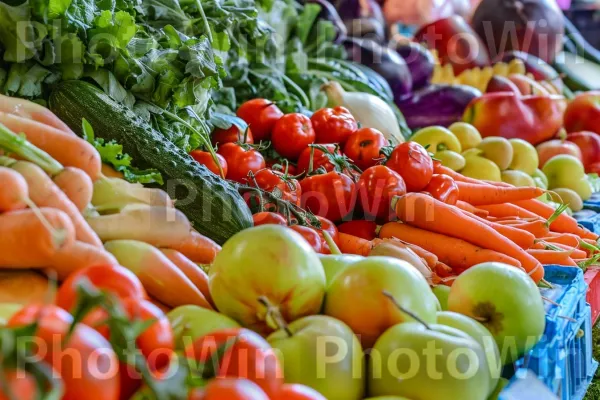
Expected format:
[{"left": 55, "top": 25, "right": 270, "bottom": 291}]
[
  {"left": 300, "top": 172, "right": 357, "bottom": 222},
  {"left": 218, "top": 143, "right": 266, "bottom": 184},
  {"left": 253, "top": 212, "right": 288, "bottom": 226},
  {"left": 272, "top": 113, "right": 316, "bottom": 160},
  {"left": 386, "top": 142, "right": 433, "bottom": 192},
  {"left": 296, "top": 144, "right": 340, "bottom": 175},
  {"left": 343, "top": 128, "right": 387, "bottom": 171},
  {"left": 425, "top": 174, "right": 459, "bottom": 205},
  {"left": 337, "top": 220, "right": 378, "bottom": 241},
  {"left": 211, "top": 125, "right": 253, "bottom": 146},
  {"left": 237, "top": 99, "right": 284, "bottom": 142},
  {"left": 274, "top": 384, "right": 327, "bottom": 400},
  {"left": 289, "top": 225, "right": 324, "bottom": 253},
  {"left": 311, "top": 107, "right": 358, "bottom": 144},
  {"left": 0, "top": 369, "right": 37, "bottom": 400},
  {"left": 356, "top": 166, "right": 407, "bottom": 221},
  {"left": 253, "top": 169, "right": 302, "bottom": 206},
  {"left": 190, "top": 151, "right": 228, "bottom": 177},
  {"left": 189, "top": 378, "right": 270, "bottom": 400}
]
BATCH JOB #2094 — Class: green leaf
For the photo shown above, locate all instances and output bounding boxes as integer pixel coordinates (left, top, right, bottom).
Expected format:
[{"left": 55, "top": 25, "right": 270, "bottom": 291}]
[
  {"left": 64, "top": 0, "right": 97, "bottom": 31},
  {"left": 30, "top": 0, "right": 73, "bottom": 23},
  {"left": 295, "top": 3, "right": 321, "bottom": 45},
  {"left": 179, "top": 36, "right": 219, "bottom": 79},
  {"left": 0, "top": 1, "right": 46, "bottom": 62},
  {"left": 88, "top": 10, "right": 138, "bottom": 59},
  {"left": 3, "top": 62, "right": 51, "bottom": 98}
]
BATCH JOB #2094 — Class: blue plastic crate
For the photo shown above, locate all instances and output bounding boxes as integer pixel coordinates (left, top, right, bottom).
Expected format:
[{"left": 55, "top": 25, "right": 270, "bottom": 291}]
[{"left": 576, "top": 210, "right": 600, "bottom": 233}]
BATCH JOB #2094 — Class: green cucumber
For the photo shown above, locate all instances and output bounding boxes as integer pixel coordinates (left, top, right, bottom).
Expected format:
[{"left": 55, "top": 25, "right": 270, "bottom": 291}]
[
  {"left": 562, "top": 15, "right": 600, "bottom": 65},
  {"left": 553, "top": 51, "right": 600, "bottom": 92},
  {"left": 49, "top": 80, "right": 252, "bottom": 245}
]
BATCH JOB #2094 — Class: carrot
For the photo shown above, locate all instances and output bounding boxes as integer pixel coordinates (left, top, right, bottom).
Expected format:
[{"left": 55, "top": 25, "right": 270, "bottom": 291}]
[
  {"left": 394, "top": 193, "right": 544, "bottom": 282},
  {"left": 0, "top": 208, "right": 75, "bottom": 268},
  {"left": 456, "top": 181, "right": 543, "bottom": 205},
  {"left": 0, "top": 112, "right": 101, "bottom": 181},
  {"left": 455, "top": 200, "right": 489, "bottom": 217},
  {"left": 160, "top": 249, "right": 214, "bottom": 307},
  {"left": 527, "top": 249, "right": 578, "bottom": 267},
  {"left": 43, "top": 241, "right": 119, "bottom": 281},
  {"left": 540, "top": 243, "right": 587, "bottom": 259},
  {"left": 148, "top": 297, "right": 171, "bottom": 314},
  {"left": 477, "top": 203, "right": 539, "bottom": 219},
  {"left": 434, "top": 164, "right": 486, "bottom": 184},
  {"left": 52, "top": 167, "right": 93, "bottom": 212},
  {"left": 504, "top": 220, "right": 550, "bottom": 238},
  {"left": 461, "top": 211, "right": 536, "bottom": 249},
  {"left": 0, "top": 94, "right": 75, "bottom": 134},
  {"left": 434, "top": 261, "right": 453, "bottom": 278},
  {"left": 379, "top": 222, "right": 522, "bottom": 273},
  {"left": 337, "top": 232, "right": 372, "bottom": 256},
  {"left": 10, "top": 161, "right": 102, "bottom": 247},
  {"left": 0, "top": 270, "right": 51, "bottom": 305},
  {"left": 101, "top": 164, "right": 125, "bottom": 179},
  {"left": 0, "top": 166, "right": 29, "bottom": 212},
  {"left": 540, "top": 233, "right": 581, "bottom": 248},
  {"left": 401, "top": 242, "right": 438, "bottom": 268},
  {"left": 104, "top": 240, "right": 213, "bottom": 310},
  {"left": 165, "top": 231, "right": 221, "bottom": 264}
]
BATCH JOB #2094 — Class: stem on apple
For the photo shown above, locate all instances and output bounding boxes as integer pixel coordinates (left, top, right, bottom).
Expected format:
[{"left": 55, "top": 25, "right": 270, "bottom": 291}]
[
  {"left": 382, "top": 290, "right": 432, "bottom": 330},
  {"left": 257, "top": 296, "right": 293, "bottom": 337}
]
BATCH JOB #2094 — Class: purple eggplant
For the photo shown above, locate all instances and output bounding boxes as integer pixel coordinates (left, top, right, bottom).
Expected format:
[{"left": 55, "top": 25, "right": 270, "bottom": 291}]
[
  {"left": 344, "top": 17, "right": 386, "bottom": 42},
  {"left": 392, "top": 41, "right": 435, "bottom": 91},
  {"left": 397, "top": 84, "right": 482, "bottom": 129},
  {"left": 343, "top": 37, "right": 413, "bottom": 102},
  {"left": 305, "top": 0, "right": 347, "bottom": 42},
  {"left": 333, "top": 0, "right": 385, "bottom": 28}
]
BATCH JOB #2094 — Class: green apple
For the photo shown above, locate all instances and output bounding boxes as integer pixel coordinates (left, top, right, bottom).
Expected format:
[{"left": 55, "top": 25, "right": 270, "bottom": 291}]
[
  {"left": 553, "top": 188, "right": 583, "bottom": 212},
  {"left": 543, "top": 155, "right": 593, "bottom": 201},
  {"left": 461, "top": 154, "right": 502, "bottom": 182},
  {"left": 319, "top": 254, "right": 363, "bottom": 286},
  {"left": 267, "top": 315, "right": 364, "bottom": 400},
  {"left": 532, "top": 169, "right": 548, "bottom": 188},
  {"left": 364, "top": 397, "right": 412, "bottom": 400},
  {"left": 509, "top": 139, "right": 538, "bottom": 176},
  {"left": 0, "top": 303, "right": 22, "bottom": 326},
  {"left": 487, "top": 378, "right": 509, "bottom": 400},
  {"left": 411, "top": 126, "right": 462, "bottom": 153},
  {"left": 435, "top": 150, "right": 466, "bottom": 171},
  {"left": 324, "top": 257, "right": 438, "bottom": 349},
  {"left": 167, "top": 305, "right": 240, "bottom": 349},
  {"left": 449, "top": 122, "right": 482, "bottom": 150},
  {"left": 476, "top": 137, "right": 513, "bottom": 170},
  {"left": 432, "top": 285, "right": 450, "bottom": 311},
  {"left": 368, "top": 322, "right": 493, "bottom": 399},
  {"left": 209, "top": 225, "right": 326, "bottom": 334},
  {"left": 448, "top": 262, "right": 545, "bottom": 365},
  {"left": 501, "top": 170, "right": 535, "bottom": 187}
]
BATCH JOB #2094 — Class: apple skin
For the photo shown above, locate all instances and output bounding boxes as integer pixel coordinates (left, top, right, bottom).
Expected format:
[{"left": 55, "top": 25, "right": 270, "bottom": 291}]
[
  {"left": 487, "top": 377, "right": 509, "bottom": 400},
  {"left": 461, "top": 154, "right": 502, "bottom": 182},
  {"left": 501, "top": 170, "right": 535, "bottom": 187},
  {"left": 449, "top": 122, "right": 482, "bottom": 151},
  {"left": 368, "top": 322, "right": 493, "bottom": 400},
  {"left": 553, "top": 188, "right": 583, "bottom": 212},
  {"left": 167, "top": 305, "right": 240, "bottom": 349},
  {"left": 536, "top": 139, "right": 582, "bottom": 168},
  {"left": 564, "top": 91, "right": 600, "bottom": 134},
  {"left": 364, "top": 397, "right": 412, "bottom": 400},
  {"left": 507, "top": 74, "right": 550, "bottom": 96},
  {"left": 485, "top": 75, "right": 521, "bottom": 95},
  {"left": 324, "top": 257, "right": 438, "bottom": 349},
  {"left": 432, "top": 285, "right": 450, "bottom": 311},
  {"left": 267, "top": 315, "right": 364, "bottom": 400},
  {"left": 542, "top": 155, "right": 592, "bottom": 201},
  {"left": 509, "top": 139, "right": 538, "bottom": 176},
  {"left": 476, "top": 137, "right": 513, "bottom": 170},
  {"left": 566, "top": 131, "right": 600, "bottom": 171},
  {"left": 435, "top": 150, "right": 466, "bottom": 171},
  {"left": 447, "top": 262, "right": 545, "bottom": 365},
  {"left": 319, "top": 254, "right": 363, "bottom": 287}
]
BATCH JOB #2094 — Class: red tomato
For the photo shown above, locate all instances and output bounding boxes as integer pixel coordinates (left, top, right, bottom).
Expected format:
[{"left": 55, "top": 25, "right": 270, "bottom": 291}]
[
  {"left": 356, "top": 165, "right": 407, "bottom": 221},
  {"left": 297, "top": 144, "right": 341, "bottom": 175},
  {"left": 272, "top": 113, "right": 316, "bottom": 160},
  {"left": 8, "top": 305, "right": 119, "bottom": 400},
  {"left": 385, "top": 142, "right": 433, "bottom": 192},
  {"left": 315, "top": 216, "right": 339, "bottom": 254},
  {"left": 184, "top": 328, "right": 283, "bottom": 397},
  {"left": 424, "top": 174, "right": 459, "bottom": 205},
  {"left": 289, "top": 225, "right": 324, "bottom": 253},
  {"left": 211, "top": 124, "right": 253, "bottom": 146},
  {"left": 218, "top": 143, "right": 266, "bottom": 184},
  {"left": 190, "top": 151, "right": 228, "bottom": 177},
  {"left": 588, "top": 161, "right": 600, "bottom": 175},
  {"left": 56, "top": 264, "right": 146, "bottom": 312},
  {"left": 189, "top": 378, "right": 270, "bottom": 400},
  {"left": 300, "top": 172, "right": 357, "bottom": 222},
  {"left": 311, "top": 106, "right": 358, "bottom": 144},
  {"left": 343, "top": 128, "right": 387, "bottom": 171},
  {"left": 253, "top": 212, "right": 288, "bottom": 226},
  {"left": 337, "top": 220, "right": 378, "bottom": 241},
  {"left": 266, "top": 159, "right": 297, "bottom": 176},
  {"left": 0, "top": 369, "right": 37, "bottom": 400},
  {"left": 252, "top": 169, "right": 302, "bottom": 205},
  {"left": 237, "top": 99, "right": 284, "bottom": 142},
  {"left": 273, "top": 384, "right": 327, "bottom": 400}
]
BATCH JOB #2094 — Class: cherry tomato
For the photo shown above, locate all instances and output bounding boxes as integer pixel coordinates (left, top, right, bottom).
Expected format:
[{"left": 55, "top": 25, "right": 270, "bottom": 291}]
[
  {"left": 272, "top": 113, "right": 316, "bottom": 160},
  {"left": 252, "top": 169, "right": 302, "bottom": 206},
  {"left": 289, "top": 225, "right": 323, "bottom": 253},
  {"left": 315, "top": 216, "right": 339, "bottom": 254},
  {"left": 237, "top": 99, "right": 284, "bottom": 142},
  {"left": 273, "top": 384, "right": 327, "bottom": 400},
  {"left": 0, "top": 369, "right": 37, "bottom": 400},
  {"left": 424, "top": 174, "right": 459, "bottom": 205},
  {"left": 184, "top": 328, "right": 283, "bottom": 397},
  {"left": 337, "top": 220, "right": 378, "bottom": 241},
  {"left": 343, "top": 128, "right": 387, "bottom": 171},
  {"left": 385, "top": 142, "right": 433, "bottom": 192},
  {"left": 190, "top": 150, "right": 228, "bottom": 177},
  {"left": 297, "top": 144, "right": 341, "bottom": 175},
  {"left": 311, "top": 106, "right": 358, "bottom": 144},
  {"left": 189, "top": 378, "right": 270, "bottom": 400},
  {"left": 55, "top": 264, "right": 146, "bottom": 313},
  {"left": 300, "top": 172, "right": 357, "bottom": 222},
  {"left": 211, "top": 124, "right": 253, "bottom": 146},
  {"left": 253, "top": 212, "right": 288, "bottom": 226},
  {"left": 356, "top": 165, "right": 407, "bottom": 221},
  {"left": 218, "top": 143, "right": 266, "bottom": 184}
]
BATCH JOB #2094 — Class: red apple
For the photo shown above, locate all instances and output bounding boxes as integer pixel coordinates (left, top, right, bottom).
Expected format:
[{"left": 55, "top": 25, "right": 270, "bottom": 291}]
[
  {"left": 536, "top": 140, "right": 582, "bottom": 168},
  {"left": 566, "top": 131, "right": 600, "bottom": 171},
  {"left": 564, "top": 92, "right": 600, "bottom": 134}
]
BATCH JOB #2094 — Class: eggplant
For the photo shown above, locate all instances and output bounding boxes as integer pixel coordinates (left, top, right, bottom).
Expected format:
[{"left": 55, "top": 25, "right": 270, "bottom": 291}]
[
  {"left": 333, "top": 0, "right": 385, "bottom": 29},
  {"left": 344, "top": 17, "right": 386, "bottom": 42},
  {"left": 343, "top": 37, "right": 412, "bottom": 102},
  {"left": 397, "top": 84, "right": 481, "bottom": 130},
  {"left": 304, "top": 0, "right": 347, "bottom": 42},
  {"left": 392, "top": 41, "right": 435, "bottom": 91}
]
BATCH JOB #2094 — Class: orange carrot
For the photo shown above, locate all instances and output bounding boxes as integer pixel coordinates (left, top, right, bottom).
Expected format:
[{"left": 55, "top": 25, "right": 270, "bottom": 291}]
[
  {"left": 160, "top": 249, "right": 214, "bottom": 307},
  {"left": 540, "top": 243, "right": 587, "bottom": 259},
  {"left": 165, "top": 231, "right": 221, "bottom": 264},
  {"left": 461, "top": 211, "right": 536, "bottom": 249},
  {"left": 0, "top": 94, "right": 75, "bottom": 134},
  {"left": 338, "top": 232, "right": 372, "bottom": 256},
  {"left": 394, "top": 193, "right": 544, "bottom": 282},
  {"left": 527, "top": 249, "right": 578, "bottom": 267},
  {"left": 434, "top": 261, "right": 453, "bottom": 277},
  {"left": 477, "top": 203, "right": 539, "bottom": 219},
  {"left": 379, "top": 222, "right": 522, "bottom": 273},
  {"left": 500, "top": 219, "right": 550, "bottom": 238},
  {"left": 52, "top": 167, "right": 93, "bottom": 212},
  {"left": 0, "top": 166, "right": 28, "bottom": 212},
  {"left": 456, "top": 181, "right": 543, "bottom": 205},
  {"left": 148, "top": 297, "right": 171, "bottom": 314},
  {"left": 455, "top": 200, "right": 489, "bottom": 217},
  {"left": 101, "top": 163, "right": 124, "bottom": 179},
  {"left": 42, "top": 241, "right": 119, "bottom": 281},
  {"left": 541, "top": 233, "right": 581, "bottom": 248},
  {"left": 0, "top": 112, "right": 101, "bottom": 181},
  {"left": 434, "top": 164, "right": 486, "bottom": 184},
  {"left": 0, "top": 270, "right": 51, "bottom": 305}
]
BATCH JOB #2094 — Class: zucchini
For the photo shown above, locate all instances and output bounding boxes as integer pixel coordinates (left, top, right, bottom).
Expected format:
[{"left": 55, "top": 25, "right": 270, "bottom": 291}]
[
  {"left": 562, "top": 15, "right": 600, "bottom": 65},
  {"left": 49, "top": 80, "right": 253, "bottom": 245},
  {"left": 553, "top": 51, "right": 600, "bottom": 92}
]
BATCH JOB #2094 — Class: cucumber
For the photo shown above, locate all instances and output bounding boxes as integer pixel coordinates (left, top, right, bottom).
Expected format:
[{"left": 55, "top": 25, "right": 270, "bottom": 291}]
[
  {"left": 553, "top": 51, "right": 600, "bottom": 92},
  {"left": 49, "top": 80, "right": 253, "bottom": 245},
  {"left": 562, "top": 15, "right": 600, "bottom": 65}
]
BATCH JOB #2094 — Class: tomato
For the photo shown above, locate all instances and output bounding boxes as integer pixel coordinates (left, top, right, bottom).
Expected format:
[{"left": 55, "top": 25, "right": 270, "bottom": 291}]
[
  {"left": 297, "top": 144, "right": 341, "bottom": 175},
  {"left": 190, "top": 151, "right": 228, "bottom": 177},
  {"left": 272, "top": 113, "right": 316, "bottom": 160},
  {"left": 424, "top": 174, "right": 459, "bottom": 205},
  {"left": 211, "top": 124, "right": 253, "bottom": 146},
  {"left": 184, "top": 328, "right": 283, "bottom": 397},
  {"left": 0, "top": 369, "right": 37, "bottom": 400},
  {"left": 311, "top": 106, "right": 358, "bottom": 144},
  {"left": 337, "top": 220, "right": 378, "bottom": 241},
  {"left": 273, "top": 384, "right": 327, "bottom": 400},
  {"left": 588, "top": 161, "right": 600, "bottom": 175},
  {"left": 237, "top": 99, "right": 284, "bottom": 142},
  {"left": 385, "top": 142, "right": 433, "bottom": 192},
  {"left": 252, "top": 169, "right": 302, "bottom": 206},
  {"left": 56, "top": 264, "right": 146, "bottom": 313},
  {"left": 289, "top": 225, "right": 323, "bottom": 253},
  {"left": 253, "top": 212, "right": 288, "bottom": 226},
  {"left": 300, "top": 172, "right": 357, "bottom": 222},
  {"left": 266, "top": 159, "right": 297, "bottom": 176},
  {"left": 356, "top": 165, "right": 407, "bottom": 221},
  {"left": 315, "top": 216, "right": 339, "bottom": 254},
  {"left": 8, "top": 305, "right": 119, "bottom": 400},
  {"left": 218, "top": 143, "right": 266, "bottom": 184},
  {"left": 343, "top": 128, "right": 387, "bottom": 171},
  {"left": 189, "top": 378, "right": 270, "bottom": 400}
]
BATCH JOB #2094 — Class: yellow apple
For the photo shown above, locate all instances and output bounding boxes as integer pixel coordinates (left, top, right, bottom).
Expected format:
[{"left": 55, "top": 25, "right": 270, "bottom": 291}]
[
  {"left": 542, "top": 155, "right": 593, "bottom": 201},
  {"left": 449, "top": 122, "right": 482, "bottom": 150},
  {"left": 552, "top": 188, "right": 583, "bottom": 211},
  {"left": 411, "top": 126, "right": 462, "bottom": 153},
  {"left": 461, "top": 154, "right": 502, "bottom": 182},
  {"left": 435, "top": 150, "right": 466, "bottom": 171},
  {"left": 509, "top": 139, "right": 538, "bottom": 176},
  {"left": 501, "top": 170, "right": 535, "bottom": 187},
  {"left": 476, "top": 137, "right": 513, "bottom": 170}
]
